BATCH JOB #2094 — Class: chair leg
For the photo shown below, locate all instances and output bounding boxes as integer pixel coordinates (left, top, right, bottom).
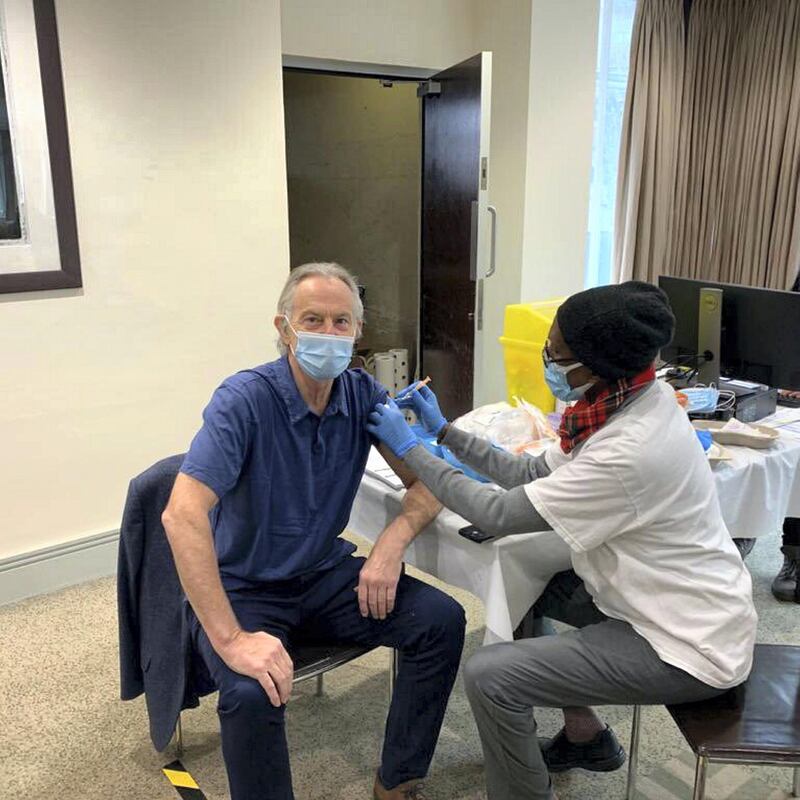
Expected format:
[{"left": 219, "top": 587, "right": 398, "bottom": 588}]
[
  {"left": 625, "top": 705, "right": 642, "bottom": 800},
  {"left": 389, "top": 649, "right": 399, "bottom": 697},
  {"left": 175, "top": 713, "right": 184, "bottom": 757},
  {"left": 692, "top": 755, "right": 708, "bottom": 800},
  {"left": 315, "top": 674, "right": 324, "bottom": 697},
  {"left": 792, "top": 765, "right": 799, "bottom": 797}
]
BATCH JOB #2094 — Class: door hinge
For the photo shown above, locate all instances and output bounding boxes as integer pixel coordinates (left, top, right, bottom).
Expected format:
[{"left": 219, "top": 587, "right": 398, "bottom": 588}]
[
  {"left": 481, "top": 157, "right": 489, "bottom": 190},
  {"left": 417, "top": 80, "right": 441, "bottom": 98}
]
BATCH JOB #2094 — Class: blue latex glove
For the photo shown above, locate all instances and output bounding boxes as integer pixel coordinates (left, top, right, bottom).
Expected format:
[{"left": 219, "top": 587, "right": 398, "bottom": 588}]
[
  {"left": 395, "top": 383, "right": 448, "bottom": 436},
  {"left": 367, "top": 398, "right": 419, "bottom": 458},
  {"left": 695, "top": 429, "right": 713, "bottom": 452}
]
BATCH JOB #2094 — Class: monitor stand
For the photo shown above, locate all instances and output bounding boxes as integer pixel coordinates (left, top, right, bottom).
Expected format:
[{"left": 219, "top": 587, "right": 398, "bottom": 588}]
[{"left": 697, "top": 286, "right": 722, "bottom": 385}]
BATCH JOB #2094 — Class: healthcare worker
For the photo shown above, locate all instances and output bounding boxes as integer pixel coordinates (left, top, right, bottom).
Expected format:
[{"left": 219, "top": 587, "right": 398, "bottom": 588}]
[{"left": 367, "top": 281, "right": 757, "bottom": 800}]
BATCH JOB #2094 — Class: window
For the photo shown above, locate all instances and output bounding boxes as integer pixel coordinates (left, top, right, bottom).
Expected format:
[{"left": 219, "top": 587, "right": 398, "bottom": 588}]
[
  {"left": 584, "top": 0, "right": 636, "bottom": 288},
  {"left": 0, "top": 0, "right": 81, "bottom": 294},
  {"left": 0, "top": 63, "right": 21, "bottom": 240}
]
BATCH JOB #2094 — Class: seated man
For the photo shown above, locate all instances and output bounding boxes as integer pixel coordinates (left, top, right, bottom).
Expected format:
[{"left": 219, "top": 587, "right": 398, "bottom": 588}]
[
  {"left": 367, "top": 282, "right": 757, "bottom": 800},
  {"left": 162, "top": 262, "right": 465, "bottom": 800}
]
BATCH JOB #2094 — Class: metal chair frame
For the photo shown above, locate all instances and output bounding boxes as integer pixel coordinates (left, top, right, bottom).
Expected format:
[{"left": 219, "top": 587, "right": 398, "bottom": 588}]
[
  {"left": 626, "top": 705, "right": 800, "bottom": 800},
  {"left": 175, "top": 646, "right": 398, "bottom": 756},
  {"left": 174, "top": 646, "right": 399, "bottom": 757}
]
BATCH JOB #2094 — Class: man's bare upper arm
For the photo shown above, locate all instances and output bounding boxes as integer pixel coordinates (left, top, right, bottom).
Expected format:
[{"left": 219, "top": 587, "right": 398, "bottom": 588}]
[
  {"left": 164, "top": 472, "right": 219, "bottom": 524},
  {"left": 376, "top": 443, "right": 442, "bottom": 529},
  {"left": 378, "top": 443, "right": 418, "bottom": 489}
]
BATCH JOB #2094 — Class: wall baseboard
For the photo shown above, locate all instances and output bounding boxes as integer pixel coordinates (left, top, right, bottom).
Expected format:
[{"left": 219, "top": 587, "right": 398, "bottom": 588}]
[{"left": 0, "top": 529, "right": 119, "bottom": 607}]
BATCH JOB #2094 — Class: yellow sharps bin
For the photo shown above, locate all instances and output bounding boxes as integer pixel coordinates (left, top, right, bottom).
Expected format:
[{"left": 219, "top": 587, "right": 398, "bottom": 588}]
[{"left": 499, "top": 299, "right": 564, "bottom": 412}]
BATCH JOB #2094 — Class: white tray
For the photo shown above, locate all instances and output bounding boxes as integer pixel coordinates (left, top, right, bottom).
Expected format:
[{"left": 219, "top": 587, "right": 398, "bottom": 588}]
[
  {"left": 707, "top": 441, "right": 732, "bottom": 462},
  {"left": 693, "top": 420, "right": 779, "bottom": 449}
]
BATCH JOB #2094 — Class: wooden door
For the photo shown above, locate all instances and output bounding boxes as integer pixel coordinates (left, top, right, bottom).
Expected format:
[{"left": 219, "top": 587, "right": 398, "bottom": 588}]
[{"left": 420, "top": 53, "right": 492, "bottom": 419}]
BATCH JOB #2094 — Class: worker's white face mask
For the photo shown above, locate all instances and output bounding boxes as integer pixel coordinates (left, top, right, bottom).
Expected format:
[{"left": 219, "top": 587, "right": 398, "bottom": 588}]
[{"left": 284, "top": 317, "right": 354, "bottom": 381}]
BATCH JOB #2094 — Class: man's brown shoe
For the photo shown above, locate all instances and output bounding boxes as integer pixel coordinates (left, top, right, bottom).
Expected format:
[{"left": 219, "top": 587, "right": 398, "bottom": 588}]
[{"left": 373, "top": 772, "right": 428, "bottom": 799}]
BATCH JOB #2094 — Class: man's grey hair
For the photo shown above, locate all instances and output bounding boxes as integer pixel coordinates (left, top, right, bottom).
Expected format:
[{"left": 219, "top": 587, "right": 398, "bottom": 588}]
[{"left": 276, "top": 262, "right": 364, "bottom": 355}]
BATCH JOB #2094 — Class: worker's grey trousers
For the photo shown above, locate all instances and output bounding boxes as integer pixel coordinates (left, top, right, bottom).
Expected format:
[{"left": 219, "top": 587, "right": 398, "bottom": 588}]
[{"left": 463, "top": 570, "right": 726, "bottom": 800}]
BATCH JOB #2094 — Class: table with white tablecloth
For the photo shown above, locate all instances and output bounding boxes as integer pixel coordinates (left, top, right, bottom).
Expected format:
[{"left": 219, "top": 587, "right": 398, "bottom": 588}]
[
  {"left": 711, "top": 423, "right": 800, "bottom": 538},
  {"left": 347, "top": 423, "right": 800, "bottom": 644}
]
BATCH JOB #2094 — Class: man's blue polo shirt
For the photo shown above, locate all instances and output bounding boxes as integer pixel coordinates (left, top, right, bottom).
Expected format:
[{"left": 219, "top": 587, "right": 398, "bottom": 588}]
[{"left": 181, "top": 356, "right": 388, "bottom": 588}]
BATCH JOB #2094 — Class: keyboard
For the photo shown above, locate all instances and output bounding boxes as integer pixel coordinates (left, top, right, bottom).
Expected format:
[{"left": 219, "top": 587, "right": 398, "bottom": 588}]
[{"left": 777, "top": 389, "right": 800, "bottom": 408}]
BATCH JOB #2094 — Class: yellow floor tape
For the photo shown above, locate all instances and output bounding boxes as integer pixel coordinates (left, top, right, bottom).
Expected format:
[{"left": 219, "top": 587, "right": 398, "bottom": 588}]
[{"left": 162, "top": 759, "right": 207, "bottom": 799}]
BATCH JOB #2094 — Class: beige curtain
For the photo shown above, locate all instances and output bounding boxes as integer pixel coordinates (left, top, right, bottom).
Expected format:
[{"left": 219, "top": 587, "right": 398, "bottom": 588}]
[
  {"left": 614, "top": 0, "right": 800, "bottom": 290},
  {"left": 614, "top": 0, "right": 685, "bottom": 285}
]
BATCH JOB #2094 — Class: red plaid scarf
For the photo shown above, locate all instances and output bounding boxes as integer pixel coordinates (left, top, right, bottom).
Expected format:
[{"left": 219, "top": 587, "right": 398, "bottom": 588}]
[{"left": 558, "top": 366, "right": 656, "bottom": 454}]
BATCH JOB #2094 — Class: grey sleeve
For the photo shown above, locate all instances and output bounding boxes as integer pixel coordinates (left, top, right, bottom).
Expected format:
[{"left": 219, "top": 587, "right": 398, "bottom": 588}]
[
  {"left": 440, "top": 424, "right": 552, "bottom": 489},
  {"left": 404, "top": 444, "right": 551, "bottom": 539}
]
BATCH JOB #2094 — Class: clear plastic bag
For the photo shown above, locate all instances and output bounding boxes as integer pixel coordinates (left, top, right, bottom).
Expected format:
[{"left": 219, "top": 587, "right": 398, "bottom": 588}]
[{"left": 454, "top": 397, "right": 557, "bottom": 455}]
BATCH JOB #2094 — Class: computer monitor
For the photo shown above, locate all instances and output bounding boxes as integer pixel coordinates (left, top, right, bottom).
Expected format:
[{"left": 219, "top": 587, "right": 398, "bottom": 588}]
[{"left": 658, "top": 275, "right": 800, "bottom": 391}]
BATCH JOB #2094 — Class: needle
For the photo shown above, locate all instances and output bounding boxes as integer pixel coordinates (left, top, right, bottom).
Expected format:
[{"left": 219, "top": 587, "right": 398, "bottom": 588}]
[{"left": 397, "top": 375, "right": 431, "bottom": 401}]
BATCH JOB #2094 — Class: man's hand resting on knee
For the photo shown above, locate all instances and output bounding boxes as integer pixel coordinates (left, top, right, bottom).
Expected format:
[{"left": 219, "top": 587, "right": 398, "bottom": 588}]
[
  {"left": 356, "top": 447, "right": 444, "bottom": 620},
  {"left": 358, "top": 545, "right": 403, "bottom": 619},
  {"left": 219, "top": 630, "right": 294, "bottom": 707}
]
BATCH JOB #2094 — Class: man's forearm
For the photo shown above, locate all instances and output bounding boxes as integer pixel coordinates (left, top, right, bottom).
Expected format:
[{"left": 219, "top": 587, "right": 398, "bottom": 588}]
[
  {"left": 163, "top": 512, "right": 242, "bottom": 655},
  {"left": 371, "top": 479, "right": 442, "bottom": 556},
  {"left": 371, "top": 444, "right": 442, "bottom": 557}
]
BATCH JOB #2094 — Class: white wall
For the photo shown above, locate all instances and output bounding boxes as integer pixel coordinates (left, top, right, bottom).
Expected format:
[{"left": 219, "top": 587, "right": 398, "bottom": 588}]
[
  {"left": 1, "top": 0, "right": 601, "bottom": 582},
  {"left": 0, "top": 0, "right": 290, "bottom": 560},
  {"left": 521, "top": 0, "right": 600, "bottom": 302},
  {"left": 280, "top": 0, "right": 478, "bottom": 70}
]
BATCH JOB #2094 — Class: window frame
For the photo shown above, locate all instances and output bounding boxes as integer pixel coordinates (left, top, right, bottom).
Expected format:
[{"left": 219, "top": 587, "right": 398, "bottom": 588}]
[{"left": 0, "top": 0, "right": 80, "bottom": 294}]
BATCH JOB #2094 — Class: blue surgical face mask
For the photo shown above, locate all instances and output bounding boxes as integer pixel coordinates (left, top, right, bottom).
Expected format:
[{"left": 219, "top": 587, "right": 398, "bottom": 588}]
[
  {"left": 544, "top": 359, "right": 594, "bottom": 402},
  {"left": 681, "top": 386, "right": 720, "bottom": 414},
  {"left": 284, "top": 317, "right": 354, "bottom": 381}
]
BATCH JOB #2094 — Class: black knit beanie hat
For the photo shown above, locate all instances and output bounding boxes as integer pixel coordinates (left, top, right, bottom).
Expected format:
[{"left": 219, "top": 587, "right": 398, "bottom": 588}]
[{"left": 555, "top": 281, "right": 675, "bottom": 380}]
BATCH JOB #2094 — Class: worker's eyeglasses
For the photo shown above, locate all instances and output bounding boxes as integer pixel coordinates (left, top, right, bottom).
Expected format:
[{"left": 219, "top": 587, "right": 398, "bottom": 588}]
[{"left": 542, "top": 340, "right": 577, "bottom": 368}]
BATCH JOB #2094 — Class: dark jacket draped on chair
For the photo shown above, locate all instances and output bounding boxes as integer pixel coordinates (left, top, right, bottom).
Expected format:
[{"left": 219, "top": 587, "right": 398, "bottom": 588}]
[{"left": 117, "top": 454, "right": 214, "bottom": 751}]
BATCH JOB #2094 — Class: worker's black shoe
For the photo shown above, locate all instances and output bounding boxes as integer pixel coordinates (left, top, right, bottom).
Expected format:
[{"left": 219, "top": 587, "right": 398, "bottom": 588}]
[
  {"left": 733, "top": 538, "right": 756, "bottom": 560},
  {"left": 539, "top": 725, "right": 626, "bottom": 773},
  {"left": 771, "top": 546, "right": 800, "bottom": 602}
]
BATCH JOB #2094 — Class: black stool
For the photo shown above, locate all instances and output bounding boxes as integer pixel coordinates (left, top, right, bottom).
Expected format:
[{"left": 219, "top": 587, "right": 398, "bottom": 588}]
[{"left": 627, "top": 644, "right": 800, "bottom": 799}]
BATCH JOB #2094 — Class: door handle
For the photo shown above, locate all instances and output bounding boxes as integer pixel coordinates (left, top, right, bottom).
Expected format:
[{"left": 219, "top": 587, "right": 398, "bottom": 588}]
[
  {"left": 485, "top": 205, "right": 497, "bottom": 278},
  {"left": 469, "top": 200, "right": 479, "bottom": 281}
]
